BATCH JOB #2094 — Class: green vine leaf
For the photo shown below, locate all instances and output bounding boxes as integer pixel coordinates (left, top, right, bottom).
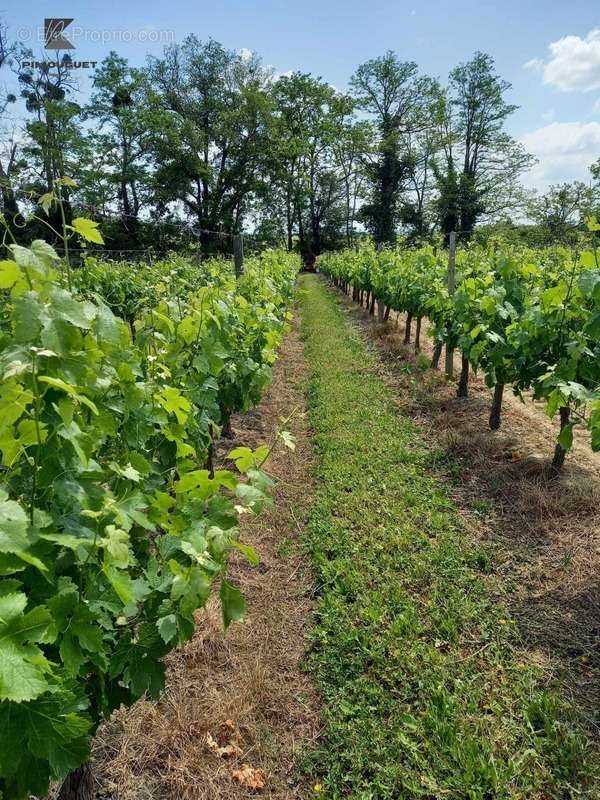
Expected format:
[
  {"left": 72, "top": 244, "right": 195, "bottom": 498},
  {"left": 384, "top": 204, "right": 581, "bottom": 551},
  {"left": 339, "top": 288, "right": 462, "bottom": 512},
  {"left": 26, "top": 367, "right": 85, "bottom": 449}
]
[
  {"left": 69, "top": 218, "right": 105, "bottom": 245},
  {"left": 220, "top": 580, "right": 245, "bottom": 630}
]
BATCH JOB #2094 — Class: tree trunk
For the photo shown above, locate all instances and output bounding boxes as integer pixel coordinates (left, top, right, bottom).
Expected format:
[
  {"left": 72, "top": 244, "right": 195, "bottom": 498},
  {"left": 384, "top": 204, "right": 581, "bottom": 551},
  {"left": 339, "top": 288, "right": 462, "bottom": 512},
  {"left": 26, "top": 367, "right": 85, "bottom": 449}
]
[
  {"left": 415, "top": 317, "right": 422, "bottom": 351},
  {"left": 374, "top": 141, "right": 402, "bottom": 247},
  {"left": 369, "top": 294, "right": 375, "bottom": 315},
  {"left": 206, "top": 442, "right": 214, "bottom": 478},
  {"left": 489, "top": 383, "right": 504, "bottom": 430},
  {"left": 551, "top": 406, "right": 571, "bottom": 472},
  {"left": 286, "top": 194, "right": 293, "bottom": 251},
  {"left": 457, "top": 356, "right": 469, "bottom": 398},
  {"left": 120, "top": 179, "right": 132, "bottom": 220},
  {"left": 377, "top": 300, "right": 385, "bottom": 323},
  {"left": 131, "top": 179, "right": 140, "bottom": 219},
  {"left": 58, "top": 764, "right": 94, "bottom": 800},
  {"left": 431, "top": 342, "right": 442, "bottom": 369},
  {"left": 384, "top": 306, "right": 390, "bottom": 321},
  {"left": 404, "top": 312, "right": 413, "bottom": 344},
  {"left": 222, "top": 416, "right": 234, "bottom": 439},
  {"left": 444, "top": 329, "right": 454, "bottom": 377}
]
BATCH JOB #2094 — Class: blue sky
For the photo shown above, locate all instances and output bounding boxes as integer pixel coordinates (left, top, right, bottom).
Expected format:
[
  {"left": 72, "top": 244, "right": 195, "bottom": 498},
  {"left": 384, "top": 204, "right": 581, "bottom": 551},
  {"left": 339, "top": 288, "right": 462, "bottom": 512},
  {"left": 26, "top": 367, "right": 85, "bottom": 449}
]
[{"left": 5, "top": 0, "right": 600, "bottom": 191}]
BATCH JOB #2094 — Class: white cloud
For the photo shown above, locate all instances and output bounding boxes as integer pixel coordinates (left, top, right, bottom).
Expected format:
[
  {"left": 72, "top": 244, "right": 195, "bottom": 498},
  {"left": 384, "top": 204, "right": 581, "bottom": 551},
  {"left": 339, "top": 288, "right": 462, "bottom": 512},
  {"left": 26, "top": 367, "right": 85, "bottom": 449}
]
[
  {"left": 520, "top": 121, "right": 600, "bottom": 188},
  {"left": 525, "top": 29, "right": 600, "bottom": 91},
  {"left": 524, "top": 58, "right": 544, "bottom": 73}
]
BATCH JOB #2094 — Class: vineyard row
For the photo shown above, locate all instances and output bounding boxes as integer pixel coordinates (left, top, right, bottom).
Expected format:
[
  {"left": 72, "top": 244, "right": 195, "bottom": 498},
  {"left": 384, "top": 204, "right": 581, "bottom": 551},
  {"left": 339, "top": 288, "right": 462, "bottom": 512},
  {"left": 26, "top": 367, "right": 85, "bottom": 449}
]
[
  {"left": 319, "top": 232, "right": 600, "bottom": 471},
  {"left": 0, "top": 226, "right": 299, "bottom": 799}
]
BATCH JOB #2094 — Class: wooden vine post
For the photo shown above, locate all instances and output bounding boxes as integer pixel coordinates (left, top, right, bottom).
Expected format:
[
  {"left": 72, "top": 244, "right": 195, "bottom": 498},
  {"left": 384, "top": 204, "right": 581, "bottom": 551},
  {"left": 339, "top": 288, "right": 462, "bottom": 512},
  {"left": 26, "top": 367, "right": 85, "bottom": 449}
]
[
  {"left": 445, "top": 231, "right": 456, "bottom": 377},
  {"left": 233, "top": 234, "right": 244, "bottom": 278}
]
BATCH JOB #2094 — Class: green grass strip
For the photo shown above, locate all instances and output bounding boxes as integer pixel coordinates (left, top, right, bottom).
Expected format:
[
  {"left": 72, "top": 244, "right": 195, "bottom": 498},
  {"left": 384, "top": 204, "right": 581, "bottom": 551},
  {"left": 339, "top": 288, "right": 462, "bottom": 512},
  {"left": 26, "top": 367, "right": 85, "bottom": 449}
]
[{"left": 299, "top": 275, "right": 598, "bottom": 800}]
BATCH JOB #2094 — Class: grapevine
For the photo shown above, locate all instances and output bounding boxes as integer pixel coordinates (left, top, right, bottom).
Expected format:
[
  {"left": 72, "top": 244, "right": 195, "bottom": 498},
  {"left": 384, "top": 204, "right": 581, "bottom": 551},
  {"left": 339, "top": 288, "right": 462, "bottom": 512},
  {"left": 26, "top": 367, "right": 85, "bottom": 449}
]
[
  {"left": 0, "top": 198, "right": 298, "bottom": 798},
  {"left": 319, "top": 230, "right": 600, "bottom": 470}
]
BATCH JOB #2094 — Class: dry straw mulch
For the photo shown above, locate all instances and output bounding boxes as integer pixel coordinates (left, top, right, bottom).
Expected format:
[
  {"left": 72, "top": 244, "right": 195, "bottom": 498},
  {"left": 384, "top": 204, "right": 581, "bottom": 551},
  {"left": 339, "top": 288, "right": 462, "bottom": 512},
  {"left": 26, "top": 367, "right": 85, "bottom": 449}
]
[{"left": 92, "top": 312, "right": 320, "bottom": 799}]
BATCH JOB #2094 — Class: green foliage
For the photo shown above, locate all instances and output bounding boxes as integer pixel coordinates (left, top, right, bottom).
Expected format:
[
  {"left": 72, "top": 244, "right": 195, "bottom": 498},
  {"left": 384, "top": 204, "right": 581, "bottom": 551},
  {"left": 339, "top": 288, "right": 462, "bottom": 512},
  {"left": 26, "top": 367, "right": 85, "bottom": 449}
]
[
  {"left": 527, "top": 182, "right": 600, "bottom": 241},
  {"left": 350, "top": 52, "right": 434, "bottom": 245},
  {"left": 434, "top": 52, "right": 533, "bottom": 239},
  {"left": 7, "top": 42, "right": 537, "bottom": 253},
  {"left": 0, "top": 240, "right": 298, "bottom": 798},
  {"left": 271, "top": 72, "right": 362, "bottom": 257},
  {"left": 147, "top": 37, "right": 275, "bottom": 236},
  {"left": 319, "top": 239, "right": 600, "bottom": 465},
  {"left": 68, "top": 218, "right": 104, "bottom": 244}
]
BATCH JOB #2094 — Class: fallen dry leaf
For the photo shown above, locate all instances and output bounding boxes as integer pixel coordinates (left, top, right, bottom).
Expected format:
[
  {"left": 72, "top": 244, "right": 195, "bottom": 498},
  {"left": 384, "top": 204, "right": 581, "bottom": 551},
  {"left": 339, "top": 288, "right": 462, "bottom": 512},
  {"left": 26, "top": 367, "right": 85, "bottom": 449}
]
[
  {"left": 206, "top": 732, "right": 243, "bottom": 758},
  {"left": 230, "top": 763, "right": 267, "bottom": 790}
]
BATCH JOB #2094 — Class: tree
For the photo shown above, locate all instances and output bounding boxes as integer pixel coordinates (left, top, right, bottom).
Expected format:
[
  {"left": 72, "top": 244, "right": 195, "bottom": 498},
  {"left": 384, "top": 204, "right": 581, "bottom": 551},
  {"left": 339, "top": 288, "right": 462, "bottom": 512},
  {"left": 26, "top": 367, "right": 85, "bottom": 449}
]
[
  {"left": 147, "top": 38, "right": 274, "bottom": 243},
  {"left": 0, "top": 23, "right": 23, "bottom": 227},
  {"left": 0, "top": 132, "right": 25, "bottom": 226},
  {"left": 83, "top": 53, "right": 156, "bottom": 234},
  {"left": 591, "top": 157, "right": 600, "bottom": 186},
  {"left": 399, "top": 125, "right": 443, "bottom": 242},
  {"left": 270, "top": 73, "right": 356, "bottom": 259},
  {"left": 435, "top": 52, "right": 533, "bottom": 239},
  {"left": 331, "top": 118, "right": 371, "bottom": 246},
  {"left": 16, "top": 50, "right": 83, "bottom": 233},
  {"left": 433, "top": 154, "right": 460, "bottom": 241},
  {"left": 350, "top": 52, "right": 433, "bottom": 246},
  {"left": 527, "top": 181, "right": 598, "bottom": 239}
]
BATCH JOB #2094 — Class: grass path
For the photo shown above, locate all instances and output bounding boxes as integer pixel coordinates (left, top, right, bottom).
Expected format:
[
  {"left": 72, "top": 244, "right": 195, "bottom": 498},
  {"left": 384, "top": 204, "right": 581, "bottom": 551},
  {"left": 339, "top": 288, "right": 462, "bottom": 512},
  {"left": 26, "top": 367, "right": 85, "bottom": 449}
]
[{"left": 299, "top": 274, "right": 597, "bottom": 799}]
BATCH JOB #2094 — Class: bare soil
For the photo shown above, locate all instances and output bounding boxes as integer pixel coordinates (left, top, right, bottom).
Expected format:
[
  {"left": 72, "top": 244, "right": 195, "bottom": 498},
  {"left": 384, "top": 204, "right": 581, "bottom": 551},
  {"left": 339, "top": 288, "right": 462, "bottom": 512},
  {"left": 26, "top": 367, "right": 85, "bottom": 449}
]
[
  {"left": 91, "top": 312, "right": 320, "bottom": 799},
  {"left": 335, "top": 283, "right": 600, "bottom": 737}
]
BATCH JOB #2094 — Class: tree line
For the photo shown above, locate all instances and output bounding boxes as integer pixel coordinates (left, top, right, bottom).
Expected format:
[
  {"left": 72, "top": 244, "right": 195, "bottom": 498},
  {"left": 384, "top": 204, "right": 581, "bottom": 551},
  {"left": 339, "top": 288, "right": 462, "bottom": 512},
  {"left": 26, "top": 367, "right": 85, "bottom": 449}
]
[{"left": 0, "top": 26, "right": 599, "bottom": 258}]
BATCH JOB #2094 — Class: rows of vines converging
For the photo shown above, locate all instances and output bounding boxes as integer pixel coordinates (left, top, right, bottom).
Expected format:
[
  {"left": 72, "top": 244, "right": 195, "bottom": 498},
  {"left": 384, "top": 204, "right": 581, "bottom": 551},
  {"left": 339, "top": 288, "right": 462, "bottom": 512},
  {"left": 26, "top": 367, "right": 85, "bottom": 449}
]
[
  {"left": 319, "top": 232, "right": 600, "bottom": 471},
  {"left": 0, "top": 236, "right": 299, "bottom": 799}
]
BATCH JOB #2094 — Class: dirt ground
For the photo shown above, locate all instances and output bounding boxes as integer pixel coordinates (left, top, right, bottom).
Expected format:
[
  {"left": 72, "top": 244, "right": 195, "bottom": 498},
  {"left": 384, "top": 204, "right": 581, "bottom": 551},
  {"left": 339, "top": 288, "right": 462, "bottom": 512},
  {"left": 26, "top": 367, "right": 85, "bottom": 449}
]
[
  {"left": 334, "top": 284, "right": 600, "bottom": 738},
  {"left": 91, "top": 312, "right": 320, "bottom": 799}
]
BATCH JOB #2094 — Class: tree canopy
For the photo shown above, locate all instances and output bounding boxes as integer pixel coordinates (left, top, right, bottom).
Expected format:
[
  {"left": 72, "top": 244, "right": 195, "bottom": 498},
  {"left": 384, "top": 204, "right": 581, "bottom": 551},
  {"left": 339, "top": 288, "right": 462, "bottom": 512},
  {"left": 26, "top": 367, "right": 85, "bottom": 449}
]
[{"left": 1, "top": 31, "right": 577, "bottom": 254}]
